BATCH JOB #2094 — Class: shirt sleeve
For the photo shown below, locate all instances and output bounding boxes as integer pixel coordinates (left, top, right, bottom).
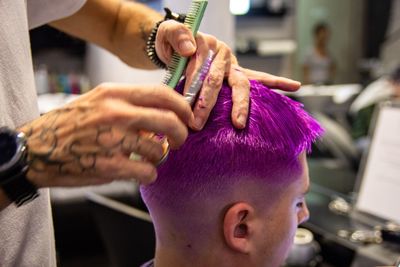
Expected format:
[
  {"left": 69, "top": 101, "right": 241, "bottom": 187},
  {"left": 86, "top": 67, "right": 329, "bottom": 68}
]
[{"left": 27, "top": 0, "right": 87, "bottom": 29}]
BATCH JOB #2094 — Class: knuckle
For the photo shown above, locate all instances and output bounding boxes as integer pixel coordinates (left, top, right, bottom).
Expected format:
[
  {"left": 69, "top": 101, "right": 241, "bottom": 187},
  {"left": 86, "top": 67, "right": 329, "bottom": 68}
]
[
  {"left": 198, "top": 99, "right": 212, "bottom": 110},
  {"left": 158, "top": 20, "right": 168, "bottom": 31},
  {"left": 233, "top": 95, "right": 249, "bottom": 112},
  {"left": 238, "top": 98, "right": 250, "bottom": 110},
  {"left": 170, "top": 23, "right": 191, "bottom": 40},
  {"left": 231, "top": 55, "right": 239, "bottom": 65},
  {"left": 102, "top": 101, "right": 132, "bottom": 123},
  {"left": 164, "top": 112, "right": 186, "bottom": 138},
  {"left": 163, "top": 110, "right": 180, "bottom": 127},
  {"left": 133, "top": 164, "right": 156, "bottom": 182},
  {"left": 207, "top": 72, "right": 223, "bottom": 88},
  {"left": 195, "top": 33, "right": 205, "bottom": 42},
  {"left": 100, "top": 98, "right": 117, "bottom": 110},
  {"left": 220, "top": 41, "right": 232, "bottom": 54},
  {"left": 269, "top": 77, "right": 279, "bottom": 85},
  {"left": 106, "top": 109, "right": 122, "bottom": 122},
  {"left": 94, "top": 83, "right": 113, "bottom": 97},
  {"left": 142, "top": 168, "right": 157, "bottom": 182},
  {"left": 160, "top": 20, "right": 178, "bottom": 32},
  {"left": 207, "top": 34, "right": 218, "bottom": 46},
  {"left": 221, "top": 57, "right": 232, "bottom": 73},
  {"left": 201, "top": 33, "right": 217, "bottom": 49},
  {"left": 197, "top": 93, "right": 214, "bottom": 110},
  {"left": 237, "top": 78, "right": 250, "bottom": 89}
]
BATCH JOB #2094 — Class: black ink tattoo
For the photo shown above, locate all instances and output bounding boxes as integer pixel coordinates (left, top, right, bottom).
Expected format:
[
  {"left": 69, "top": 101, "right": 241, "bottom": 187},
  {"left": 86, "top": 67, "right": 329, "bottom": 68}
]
[{"left": 22, "top": 107, "right": 141, "bottom": 178}]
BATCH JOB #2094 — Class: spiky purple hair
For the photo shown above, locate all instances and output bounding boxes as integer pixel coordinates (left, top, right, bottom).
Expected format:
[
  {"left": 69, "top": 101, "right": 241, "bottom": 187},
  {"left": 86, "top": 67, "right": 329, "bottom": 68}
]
[{"left": 141, "top": 80, "right": 323, "bottom": 212}]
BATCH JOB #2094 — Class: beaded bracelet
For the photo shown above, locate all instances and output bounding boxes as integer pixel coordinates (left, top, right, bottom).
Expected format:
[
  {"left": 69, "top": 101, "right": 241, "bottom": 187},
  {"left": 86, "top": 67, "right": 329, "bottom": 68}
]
[{"left": 146, "top": 8, "right": 186, "bottom": 69}]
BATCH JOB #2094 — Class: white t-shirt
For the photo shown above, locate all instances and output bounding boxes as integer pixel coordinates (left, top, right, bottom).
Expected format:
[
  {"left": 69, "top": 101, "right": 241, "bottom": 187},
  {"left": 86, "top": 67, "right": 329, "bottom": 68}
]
[
  {"left": 303, "top": 48, "right": 334, "bottom": 85},
  {"left": 0, "top": 0, "right": 86, "bottom": 266}
]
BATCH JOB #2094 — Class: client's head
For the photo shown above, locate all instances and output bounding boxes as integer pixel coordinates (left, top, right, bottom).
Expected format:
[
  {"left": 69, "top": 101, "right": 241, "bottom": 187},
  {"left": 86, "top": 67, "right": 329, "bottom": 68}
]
[{"left": 140, "top": 80, "right": 323, "bottom": 267}]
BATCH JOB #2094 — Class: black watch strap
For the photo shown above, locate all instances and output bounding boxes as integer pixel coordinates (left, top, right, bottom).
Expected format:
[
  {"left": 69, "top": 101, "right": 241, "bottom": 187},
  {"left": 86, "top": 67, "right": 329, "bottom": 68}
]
[
  {"left": 1, "top": 165, "right": 39, "bottom": 207},
  {"left": 0, "top": 127, "right": 39, "bottom": 207}
]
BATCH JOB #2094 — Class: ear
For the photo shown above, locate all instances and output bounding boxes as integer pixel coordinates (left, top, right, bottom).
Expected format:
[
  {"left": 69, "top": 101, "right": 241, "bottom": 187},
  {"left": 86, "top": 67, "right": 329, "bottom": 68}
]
[{"left": 223, "top": 202, "right": 257, "bottom": 254}]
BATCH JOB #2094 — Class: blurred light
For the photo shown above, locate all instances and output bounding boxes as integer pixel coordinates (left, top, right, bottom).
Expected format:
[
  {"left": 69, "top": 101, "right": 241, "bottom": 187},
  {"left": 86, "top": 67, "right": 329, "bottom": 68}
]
[{"left": 230, "top": 0, "right": 250, "bottom": 15}]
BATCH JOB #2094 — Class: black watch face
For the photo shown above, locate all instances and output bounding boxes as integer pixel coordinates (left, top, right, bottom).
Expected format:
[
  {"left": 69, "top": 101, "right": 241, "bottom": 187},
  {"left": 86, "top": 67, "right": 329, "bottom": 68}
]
[{"left": 0, "top": 131, "right": 17, "bottom": 165}]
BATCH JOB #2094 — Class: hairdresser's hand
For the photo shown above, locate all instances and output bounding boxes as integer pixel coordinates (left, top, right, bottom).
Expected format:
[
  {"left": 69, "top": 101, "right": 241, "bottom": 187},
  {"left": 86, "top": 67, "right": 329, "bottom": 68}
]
[
  {"left": 156, "top": 21, "right": 233, "bottom": 130},
  {"left": 19, "top": 83, "right": 192, "bottom": 188},
  {"left": 228, "top": 61, "right": 302, "bottom": 121},
  {"left": 156, "top": 21, "right": 301, "bottom": 130}
]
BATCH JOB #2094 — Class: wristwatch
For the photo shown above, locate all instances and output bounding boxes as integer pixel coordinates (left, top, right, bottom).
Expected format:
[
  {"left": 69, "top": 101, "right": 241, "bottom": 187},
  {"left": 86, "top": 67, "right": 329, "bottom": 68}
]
[{"left": 0, "top": 127, "right": 39, "bottom": 206}]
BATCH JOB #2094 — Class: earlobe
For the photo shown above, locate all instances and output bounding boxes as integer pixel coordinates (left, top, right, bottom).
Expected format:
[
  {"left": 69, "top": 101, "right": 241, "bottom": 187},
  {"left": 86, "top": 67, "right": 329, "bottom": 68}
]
[{"left": 223, "top": 202, "right": 255, "bottom": 254}]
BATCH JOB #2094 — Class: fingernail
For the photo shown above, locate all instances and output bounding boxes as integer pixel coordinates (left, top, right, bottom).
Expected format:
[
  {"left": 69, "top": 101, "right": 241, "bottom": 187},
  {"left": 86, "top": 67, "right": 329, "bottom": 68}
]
[
  {"left": 179, "top": 41, "right": 195, "bottom": 53},
  {"left": 237, "top": 114, "right": 247, "bottom": 128}
]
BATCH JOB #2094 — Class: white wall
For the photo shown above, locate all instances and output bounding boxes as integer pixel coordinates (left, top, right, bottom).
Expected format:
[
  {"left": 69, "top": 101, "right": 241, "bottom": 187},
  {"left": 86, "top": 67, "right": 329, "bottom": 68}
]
[
  {"left": 86, "top": 0, "right": 234, "bottom": 86},
  {"left": 163, "top": 0, "right": 234, "bottom": 48},
  {"left": 86, "top": 44, "right": 165, "bottom": 86}
]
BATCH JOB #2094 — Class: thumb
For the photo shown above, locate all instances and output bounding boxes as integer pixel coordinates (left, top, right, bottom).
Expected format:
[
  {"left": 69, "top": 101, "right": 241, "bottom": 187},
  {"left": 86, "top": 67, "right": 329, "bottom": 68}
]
[{"left": 157, "top": 20, "right": 197, "bottom": 58}]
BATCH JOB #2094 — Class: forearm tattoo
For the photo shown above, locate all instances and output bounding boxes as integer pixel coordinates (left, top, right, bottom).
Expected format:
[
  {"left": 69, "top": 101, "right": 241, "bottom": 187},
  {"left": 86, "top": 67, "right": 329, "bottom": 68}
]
[{"left": 22, "top": 107, "right": 138, "bottom": 176}]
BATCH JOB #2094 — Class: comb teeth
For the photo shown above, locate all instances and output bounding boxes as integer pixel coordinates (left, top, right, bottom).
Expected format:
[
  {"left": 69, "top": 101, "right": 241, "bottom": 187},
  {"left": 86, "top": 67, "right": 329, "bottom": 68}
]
[
  {"left": 162, "top": 72, "right": 172, "bottom": 85},
  {"left": 162, "top": 0, "right": 208, "bottom": 89},
  {"left": 185, "top": 1, "right": 208, "bottom": 34},
  {"left": 163, "top": 53, "right": 188, "bottom": 86}
]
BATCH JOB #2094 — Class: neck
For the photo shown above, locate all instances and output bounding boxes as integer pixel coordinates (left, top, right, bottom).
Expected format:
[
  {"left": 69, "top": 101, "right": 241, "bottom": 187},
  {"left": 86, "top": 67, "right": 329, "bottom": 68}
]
[
  {"left": 153, "top": 243, "right": 251, "bottom": 267},
  {"left": 154, "top": 245, "right": 216, "bottom": 267},
  {"left": 315, "top": 43, "right": 327, "bottom": 54}
]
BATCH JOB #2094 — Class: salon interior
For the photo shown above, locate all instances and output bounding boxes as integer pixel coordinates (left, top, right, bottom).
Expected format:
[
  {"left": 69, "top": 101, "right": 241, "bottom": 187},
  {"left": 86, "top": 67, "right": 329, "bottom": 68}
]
[{"left": 30, "top": 0, "right": 400, "bottom": 266}]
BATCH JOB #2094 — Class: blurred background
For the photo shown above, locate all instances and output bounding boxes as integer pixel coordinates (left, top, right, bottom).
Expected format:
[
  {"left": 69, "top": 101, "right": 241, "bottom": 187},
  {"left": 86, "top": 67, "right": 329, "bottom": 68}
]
[{"left": 30, "top": 0, "right": 400, "bottom": 266}]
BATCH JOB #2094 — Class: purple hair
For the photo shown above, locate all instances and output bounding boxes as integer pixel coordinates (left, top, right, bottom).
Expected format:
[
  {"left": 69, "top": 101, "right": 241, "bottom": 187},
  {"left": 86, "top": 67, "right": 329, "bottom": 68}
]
[{"left": 141, "top": 80, "right": 323, "bottom": 212}]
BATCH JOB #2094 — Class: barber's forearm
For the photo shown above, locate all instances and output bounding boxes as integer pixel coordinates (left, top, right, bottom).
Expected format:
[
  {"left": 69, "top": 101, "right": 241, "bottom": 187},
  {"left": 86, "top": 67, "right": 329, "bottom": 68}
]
[
  {"left": 111, "top": 0, "right": 163, "bottom": 68},
  {"left": 50, "top": 0, "right": 162, "bottom": 69},
  {"left": 0, "top": 189, "right": 11, "bottom": 211}
]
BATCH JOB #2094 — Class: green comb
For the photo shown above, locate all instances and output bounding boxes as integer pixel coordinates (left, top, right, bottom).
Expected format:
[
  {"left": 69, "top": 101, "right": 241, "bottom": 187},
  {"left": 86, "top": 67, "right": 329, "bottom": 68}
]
[{"left": 162, "top": 0, "right": 208, "bottom": 89}]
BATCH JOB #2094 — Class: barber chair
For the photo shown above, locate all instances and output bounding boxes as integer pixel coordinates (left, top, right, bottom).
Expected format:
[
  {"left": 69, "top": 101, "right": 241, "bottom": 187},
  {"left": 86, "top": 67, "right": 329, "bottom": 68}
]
[{"left": 87, "top": 192, "right": 156, "bottom": 267}]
